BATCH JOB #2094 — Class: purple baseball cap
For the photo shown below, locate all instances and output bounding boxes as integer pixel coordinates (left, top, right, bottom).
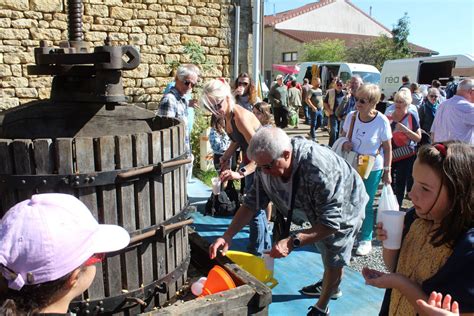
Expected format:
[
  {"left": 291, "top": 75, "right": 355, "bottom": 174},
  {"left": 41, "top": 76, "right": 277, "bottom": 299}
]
[{"left": 0, "top": 193, "right": 130, "bottom": 291}]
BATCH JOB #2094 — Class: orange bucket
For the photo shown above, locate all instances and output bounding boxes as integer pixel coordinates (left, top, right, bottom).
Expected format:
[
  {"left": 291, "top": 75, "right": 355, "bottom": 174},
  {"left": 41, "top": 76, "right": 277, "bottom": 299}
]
[{"left": 199, "top": 265, "right": 236, "bottom": 297}]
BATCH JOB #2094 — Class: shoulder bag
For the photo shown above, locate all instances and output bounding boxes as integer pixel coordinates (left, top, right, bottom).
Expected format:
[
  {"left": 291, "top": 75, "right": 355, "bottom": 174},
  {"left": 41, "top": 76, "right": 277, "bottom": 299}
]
[{"left": 392, "top": 113, "right": 416, "bottom": 163}]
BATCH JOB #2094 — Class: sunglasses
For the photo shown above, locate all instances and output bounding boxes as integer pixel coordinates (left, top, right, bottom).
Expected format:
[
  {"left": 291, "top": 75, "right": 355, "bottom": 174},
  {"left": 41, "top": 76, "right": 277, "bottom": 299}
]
[
  {"left": 84, "top": 253, "right": 105, "bottom": 266},
  {"left": 238, "top": 81, "right": 249, "bottom": 87},
  {"left": 429, "top": 94, "right": 439, "bottom": 98},
  {"left": 257, "top": 159, "right": 276, "bottom": 170},
  {"left": 355, "top": 98, "right": 368, "bottom": 105},
  {"left": 336, "top": 84, "right": 343, "bottom": 87},
  {"left": 213, "top": 99, "right": 224, "bottom": 112},
  {"left": 183, "top": 80, "right": 196, "bottom": 88}
]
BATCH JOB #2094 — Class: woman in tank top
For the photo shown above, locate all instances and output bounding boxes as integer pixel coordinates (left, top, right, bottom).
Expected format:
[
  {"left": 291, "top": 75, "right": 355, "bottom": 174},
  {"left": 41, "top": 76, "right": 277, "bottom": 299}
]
[{"left": 200, "top": 79, "right": 272, "bottom": 256}]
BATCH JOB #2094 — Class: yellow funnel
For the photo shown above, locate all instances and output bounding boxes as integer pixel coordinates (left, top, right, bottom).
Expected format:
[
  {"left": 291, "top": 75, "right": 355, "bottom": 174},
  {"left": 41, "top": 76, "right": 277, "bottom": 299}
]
[{"left": 226, "top": 250, "right": 278, "bottom": 288}]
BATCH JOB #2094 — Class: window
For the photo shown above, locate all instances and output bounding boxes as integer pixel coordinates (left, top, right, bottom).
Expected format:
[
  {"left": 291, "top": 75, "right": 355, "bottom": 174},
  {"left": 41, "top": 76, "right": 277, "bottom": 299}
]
[
  {"left": 282, "top": 52, "right": 298, "bottom": 62},
  {"left": 340, "top": 72, "right": 351, "bottom": 83}
]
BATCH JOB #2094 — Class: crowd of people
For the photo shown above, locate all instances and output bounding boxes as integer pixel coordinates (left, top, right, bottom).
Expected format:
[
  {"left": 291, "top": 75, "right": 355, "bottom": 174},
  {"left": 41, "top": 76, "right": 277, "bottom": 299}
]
[
  {"left": 1, "top": 64, "right": 472, "bottom": 316},
  {"left": 199, "top": 71, "right": 473, "bottom": 316}
]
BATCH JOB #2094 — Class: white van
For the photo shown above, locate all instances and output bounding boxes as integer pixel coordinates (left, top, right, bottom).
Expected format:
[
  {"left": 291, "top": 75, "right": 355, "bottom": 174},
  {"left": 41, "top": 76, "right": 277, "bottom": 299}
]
[
  {"left": 293, "top": 62, "right": 381, "bottom": 92},
  {"left": 380, "top": 54, "right": 474, "bottom": 99}
]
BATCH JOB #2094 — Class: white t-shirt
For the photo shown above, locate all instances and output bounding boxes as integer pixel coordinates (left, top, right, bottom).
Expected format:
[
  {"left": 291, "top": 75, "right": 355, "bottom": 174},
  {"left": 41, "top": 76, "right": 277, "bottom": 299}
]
[{"left": 342, "top": 111, "right": 392, "bottom": 171}]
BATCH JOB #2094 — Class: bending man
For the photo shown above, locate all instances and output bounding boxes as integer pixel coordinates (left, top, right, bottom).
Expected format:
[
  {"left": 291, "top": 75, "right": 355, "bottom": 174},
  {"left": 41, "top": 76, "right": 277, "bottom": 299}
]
[{"left": 209, "top": 127, "right": 368, "bottom": 316}]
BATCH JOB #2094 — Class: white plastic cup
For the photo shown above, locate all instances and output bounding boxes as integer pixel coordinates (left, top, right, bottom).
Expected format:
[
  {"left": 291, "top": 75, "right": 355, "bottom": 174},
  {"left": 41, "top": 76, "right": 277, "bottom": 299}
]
[
  {"left": 263, "top": 252, "right": 274, "bottom": 272},
  {"left": 380, "top": 210, "right": 406, "bottom": 250},
  {"left": 211, "top": 177, "right": 221, "bottom": 195}
]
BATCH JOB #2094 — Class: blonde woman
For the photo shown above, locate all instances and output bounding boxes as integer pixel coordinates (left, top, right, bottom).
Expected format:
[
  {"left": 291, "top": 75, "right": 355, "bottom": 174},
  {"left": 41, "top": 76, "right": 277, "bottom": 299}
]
[
  {"left": 200, "top": 79, "right": 271, "bottom": 256},
  {"left": 340, "top": 84, "right": 392, "bottom": 256},
  {"left": 387, "top": 89, "right": 421, "bottom": 207}
]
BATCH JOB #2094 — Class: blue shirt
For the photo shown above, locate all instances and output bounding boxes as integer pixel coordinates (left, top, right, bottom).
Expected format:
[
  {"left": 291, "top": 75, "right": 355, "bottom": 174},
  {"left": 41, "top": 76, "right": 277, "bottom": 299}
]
[
  {"left": 209, "top": 128, "right": 231, "bottom": 155},
  {"left": 156, "top": 86, "right": 190, "bottom": 152}
]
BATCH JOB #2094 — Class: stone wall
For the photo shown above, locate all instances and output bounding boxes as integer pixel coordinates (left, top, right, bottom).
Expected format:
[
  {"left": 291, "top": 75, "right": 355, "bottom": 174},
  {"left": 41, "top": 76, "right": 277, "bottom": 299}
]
[{"left": 0, "top": 0, "right": 254, "bottom": 111}]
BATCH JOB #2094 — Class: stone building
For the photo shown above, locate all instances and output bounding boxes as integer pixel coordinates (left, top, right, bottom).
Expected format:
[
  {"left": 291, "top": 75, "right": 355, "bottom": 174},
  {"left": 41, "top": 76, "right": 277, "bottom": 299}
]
[
  {"left": 263, "top": 0, "right": 436, "bottom": 84},
  {"left": 0, "top": 0, "right": 257, "bottom": 111}
]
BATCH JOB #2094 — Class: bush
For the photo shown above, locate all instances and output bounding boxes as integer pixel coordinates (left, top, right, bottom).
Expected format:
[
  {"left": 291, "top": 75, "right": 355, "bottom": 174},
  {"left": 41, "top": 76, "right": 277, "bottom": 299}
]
[{"left": 190, "top": 108, "right": 211, "bottom": 175}]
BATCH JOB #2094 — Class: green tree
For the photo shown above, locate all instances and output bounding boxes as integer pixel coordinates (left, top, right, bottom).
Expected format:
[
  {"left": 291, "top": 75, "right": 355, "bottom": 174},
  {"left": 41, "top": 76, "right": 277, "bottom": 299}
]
[
  {"left": 346, "top": 14, "right": 412, "bottom": 70},
  {"left": 346, "top": 35, "right": 396, "bottom": 70},
  {"left": 302, "top": 39, "right": 346, "bottom": 62},
  {"left": 392, "top": 12, "right": 411, "bottom": 56}
]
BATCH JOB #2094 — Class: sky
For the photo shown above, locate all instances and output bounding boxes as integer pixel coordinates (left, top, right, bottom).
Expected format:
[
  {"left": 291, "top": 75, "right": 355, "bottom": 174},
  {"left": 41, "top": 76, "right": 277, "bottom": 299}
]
[{"left": 263, "top": 0, "right": 474, "bottom": 56}]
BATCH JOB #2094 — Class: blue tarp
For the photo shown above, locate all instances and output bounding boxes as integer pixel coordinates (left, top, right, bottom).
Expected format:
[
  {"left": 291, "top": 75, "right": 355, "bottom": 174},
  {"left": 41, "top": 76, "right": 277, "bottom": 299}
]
[{"left": 188, "top": 178, "right": 384, "bottom": 315}]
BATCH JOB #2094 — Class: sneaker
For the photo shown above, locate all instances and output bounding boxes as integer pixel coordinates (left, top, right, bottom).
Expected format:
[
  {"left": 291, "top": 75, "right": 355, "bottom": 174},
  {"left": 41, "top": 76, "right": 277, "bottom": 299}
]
[
  {"left": 301, "top": 280, "right": 342, "bottom": 299},
  {"left": 307, "top": 306, "right": 330, "bottom": 316},
  {"left": 356, "top": 240, "right": 372, "bottom": 256}
]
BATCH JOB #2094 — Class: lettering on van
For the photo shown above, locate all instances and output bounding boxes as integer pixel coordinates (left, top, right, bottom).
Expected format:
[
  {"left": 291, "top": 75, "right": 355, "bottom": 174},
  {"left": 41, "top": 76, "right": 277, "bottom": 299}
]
[{"left": 384, "top": 76, "right": 400, "bottom": 84}]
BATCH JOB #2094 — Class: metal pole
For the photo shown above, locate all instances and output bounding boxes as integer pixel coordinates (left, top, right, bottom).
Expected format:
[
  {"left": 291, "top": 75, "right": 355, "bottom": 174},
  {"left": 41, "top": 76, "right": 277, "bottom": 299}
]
[
  {"left": 252, "top": 0, "right": 261, "bottom": 86},
  {"left": 270, "top": 3, "right": 276, "bottom": 84},
  {"left": 233, "top": 1, "right": 241, "bottom": 80}
]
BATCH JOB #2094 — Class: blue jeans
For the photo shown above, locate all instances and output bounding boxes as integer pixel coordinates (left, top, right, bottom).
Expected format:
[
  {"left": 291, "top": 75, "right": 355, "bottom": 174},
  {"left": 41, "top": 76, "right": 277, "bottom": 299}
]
[
  {"left": 303, "top": 102, "right": 310, "bottom": 124},
  {"left": 322, "top": 111, "right": 328, "bottom": 128},
  {"left": 244, "top": 172, "right": 272, "bottom": 256},
  {"left": 328, "top": 115, "right": 339, "bottom": 147},
  {"left": 360, "top": 169, "right": 383, "bottom": 241},
  {"left": 309, "top": 109, "right": 323, "bottom": 140}
]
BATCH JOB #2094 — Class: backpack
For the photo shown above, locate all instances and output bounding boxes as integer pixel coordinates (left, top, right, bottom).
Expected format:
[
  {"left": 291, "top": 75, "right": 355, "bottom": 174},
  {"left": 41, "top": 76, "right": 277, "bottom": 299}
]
[
  {"left": 445, "top": 81, "right": 458, "bottom": 99},
  {"left": 204, "top": 181, "right": 240, "bottom": 217}
]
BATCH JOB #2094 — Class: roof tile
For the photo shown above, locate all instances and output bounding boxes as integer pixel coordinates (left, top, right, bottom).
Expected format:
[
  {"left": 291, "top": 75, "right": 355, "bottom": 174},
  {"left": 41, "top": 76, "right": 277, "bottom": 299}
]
[{"left": 275, "top": 29, "right": 437, "bottom": 54}]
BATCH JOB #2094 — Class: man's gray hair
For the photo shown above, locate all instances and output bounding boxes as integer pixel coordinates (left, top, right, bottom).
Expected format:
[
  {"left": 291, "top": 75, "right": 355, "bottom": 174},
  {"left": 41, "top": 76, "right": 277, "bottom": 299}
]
[
  {"left": 457, "top": 78, "right": 474, "bottom": 92},
  {"left": 247, "top": 127, "right": 292, "bottom": 161},
  {"left": 176, "top": 64, "right": 200, "bottom": 81},
  {"left": 351, "top": 74, "right": 363, "bottom": 82}
]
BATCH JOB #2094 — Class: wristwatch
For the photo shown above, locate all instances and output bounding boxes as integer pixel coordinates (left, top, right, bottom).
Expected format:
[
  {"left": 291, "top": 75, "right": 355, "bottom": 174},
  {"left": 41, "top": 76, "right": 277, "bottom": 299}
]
[
  {"left": 239, "top": 167, "right": 247, "bottom": 177},
  {"left": 291, "top": 233, "right": 302, "bottom": 249}
]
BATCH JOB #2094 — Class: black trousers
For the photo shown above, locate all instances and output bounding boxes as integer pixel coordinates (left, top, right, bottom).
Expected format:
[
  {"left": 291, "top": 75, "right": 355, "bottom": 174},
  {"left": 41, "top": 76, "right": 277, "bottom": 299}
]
[
  {"left": 274, "top": 106, "right": 289, "bottom": 128},
  {"left": 391, "top": 155, "right": 416, "bottom": 206}
]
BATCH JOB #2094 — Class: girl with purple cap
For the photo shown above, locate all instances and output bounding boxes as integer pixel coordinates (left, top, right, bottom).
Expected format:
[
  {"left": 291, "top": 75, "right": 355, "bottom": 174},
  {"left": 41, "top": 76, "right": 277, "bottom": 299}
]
[{"left": 0, "top": 193, "right": 130, "bottom": 315}]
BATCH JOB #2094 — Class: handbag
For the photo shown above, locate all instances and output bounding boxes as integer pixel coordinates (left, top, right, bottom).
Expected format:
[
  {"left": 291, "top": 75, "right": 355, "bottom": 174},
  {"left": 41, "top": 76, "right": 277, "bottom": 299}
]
[
  {"left": 331, "top": 113, "right": 375, "bottom": 179},
  {"left": 204, "top": 180, "right": 240, "bottom": 217},
  {"left": 288, "top": 110, "right": 298, "bottom": 126},
  {"left": 392, "top": 114, "right": 416, "bottom": 163}
]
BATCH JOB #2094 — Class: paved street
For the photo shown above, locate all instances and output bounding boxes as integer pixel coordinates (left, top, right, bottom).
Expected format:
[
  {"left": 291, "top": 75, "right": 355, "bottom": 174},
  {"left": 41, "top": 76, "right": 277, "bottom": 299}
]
[{"left": 283, "top": 119, "right": 330, "bottom": 146}]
